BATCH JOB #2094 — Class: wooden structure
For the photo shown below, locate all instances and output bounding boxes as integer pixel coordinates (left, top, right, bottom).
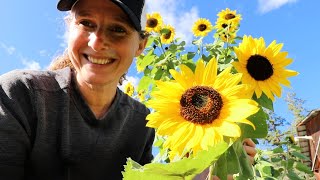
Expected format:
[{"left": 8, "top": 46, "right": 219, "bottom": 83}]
[{"left": 296, "top": 109, "right": 320, "bottom": 176}]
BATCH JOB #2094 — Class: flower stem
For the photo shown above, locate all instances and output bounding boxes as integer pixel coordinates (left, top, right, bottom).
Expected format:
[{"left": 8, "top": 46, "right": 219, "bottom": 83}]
[{"left": 208, "top": 164, "right": 214, "bottom": 180}]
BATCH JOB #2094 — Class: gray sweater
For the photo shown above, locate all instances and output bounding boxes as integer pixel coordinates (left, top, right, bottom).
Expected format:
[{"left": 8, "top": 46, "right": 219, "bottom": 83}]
[{"left": 0, "top": 68, "right": 154, "bottom": 180}]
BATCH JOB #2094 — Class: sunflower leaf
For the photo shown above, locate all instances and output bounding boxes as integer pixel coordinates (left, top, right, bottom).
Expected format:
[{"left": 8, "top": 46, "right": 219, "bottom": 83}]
[
  {"left": 138, "top": 76, "right": 154, "bottom": 92},
  {"left": 240, "top": 108, "right": 268, "bottom": 138},
  {"left": 122, "top": 142, "right": 229, "bottom": 180},
  {"left": 253, "top": 93, "right": 274, "bottom": 111},
  {"left": 215, "top": 152, "right": 228, "bottom": 179},
  {"left": 232, "top": 140, "right": 254, "bottom": 180}
]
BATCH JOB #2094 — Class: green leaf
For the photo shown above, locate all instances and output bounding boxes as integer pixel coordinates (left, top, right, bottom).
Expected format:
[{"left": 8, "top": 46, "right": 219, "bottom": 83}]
[
  {"left": 225, "top": 145, "right": 240, "bottom": 174},
  {"left": 272, "top": 147, "right": 284, "bottom": 153},
  {"left": 295, "top": 162, "right": 313, "bottom": 174},
  {"left": 253, "top": 93, "right": 274, "bottom": 111},
  {"left": 270, "top": 157, "right": 282, "bottom": 163},
  {"left": 122, "top": 142, "right": 229, "bottom": 180},
  {"left": 286, "top": 169, "right": 303, "bottom": 180},
  {"left": 138, "top": 76, "right": 154, "bottom": 92},
  {"left": 281, "top": 159, "right": 294, "bottom": 170},
  {"left": 215, "top": 153, "right": 228, "bottom": 180},
  {"left": 154, "top": 68, "right": 165, "bottom": 80},
  {"left": 261, "top": 166, "right": 273, "bottom": 177},
  {"left": 160, "top": 28, "right": 170, "bottom": 35},
  {"left": 146, "top": 36, "right": 156, "bottom": 47},
  {"left": 187, "top": 52, "right": 196, "bottom": 59},
  {"left": 290, "top": 151, "right": 310, "bottom": 160},
  {"left": 137, "top": 49, "right": 155, "bottom": 72},
  {"left": 233, "top": 140, "right": 254, "bottom": 179},
  {"left": 240, "top": 108, "right": 268, "bottom": 138},
  {"left": 220, "top": 140, "right": 254, "bottom": 180}
]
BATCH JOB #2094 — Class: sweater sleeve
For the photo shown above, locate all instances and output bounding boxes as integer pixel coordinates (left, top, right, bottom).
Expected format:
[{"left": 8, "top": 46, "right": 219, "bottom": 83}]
[
  {"left": 138, "top": 127, "right": 155, "bottom": 165},
  {"left": 0, "top": 71, "right": 34, "bottom": 179}
]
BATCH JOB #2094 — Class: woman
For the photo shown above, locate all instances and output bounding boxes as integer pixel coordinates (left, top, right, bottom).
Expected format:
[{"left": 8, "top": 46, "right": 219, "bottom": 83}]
[
  {"left": 0, "top": 0, "right": 153, "bottom": 179},
  {"left": 0, "top": 0, "right": 256, "bottom": 179}
]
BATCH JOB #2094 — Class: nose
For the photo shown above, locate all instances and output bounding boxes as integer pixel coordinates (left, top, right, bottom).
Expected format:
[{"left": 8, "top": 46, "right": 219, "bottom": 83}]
[{"left": 88, "top": 30, "right": 108, "bottom": 51}]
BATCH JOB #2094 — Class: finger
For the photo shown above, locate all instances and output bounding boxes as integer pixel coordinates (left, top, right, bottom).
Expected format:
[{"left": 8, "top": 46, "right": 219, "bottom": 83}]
[
  {"left": 244, "top": 145, "right": 257, "bottom": 157},
  {"left": 227, "top": 175, "right": 234, "bottom": 180},
  {"left": 243, "top": 138, "right": 256, "bottom": 148}
]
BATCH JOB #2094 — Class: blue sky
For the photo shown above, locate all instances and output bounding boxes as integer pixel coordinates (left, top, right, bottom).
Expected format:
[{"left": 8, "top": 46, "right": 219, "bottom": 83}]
[{"left": 1, "top": 0, "right": 319, "bottom": 123}]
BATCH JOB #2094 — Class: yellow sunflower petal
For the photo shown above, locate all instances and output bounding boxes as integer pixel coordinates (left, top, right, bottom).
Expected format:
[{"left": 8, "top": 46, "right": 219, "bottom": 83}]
[
  {"left": 215, "top": 120, "right": 241, "bottom": 137},
  {"left": 194, "top": 60, "right": 205, "bottom": 85}
]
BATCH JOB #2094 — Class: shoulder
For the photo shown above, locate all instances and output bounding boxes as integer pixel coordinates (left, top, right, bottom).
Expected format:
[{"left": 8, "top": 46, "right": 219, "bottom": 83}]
[
  {"left": 117, "top": 89, "right": 150, "bottom": 115},
  {"left": 0, "top": 68, "right": 72, "bottom": 93}
]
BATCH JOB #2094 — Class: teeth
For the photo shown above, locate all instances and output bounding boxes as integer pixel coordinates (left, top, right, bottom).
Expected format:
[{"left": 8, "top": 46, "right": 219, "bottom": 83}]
[{"left": 88, "top": 56, "right": 113, "bottom": 65}]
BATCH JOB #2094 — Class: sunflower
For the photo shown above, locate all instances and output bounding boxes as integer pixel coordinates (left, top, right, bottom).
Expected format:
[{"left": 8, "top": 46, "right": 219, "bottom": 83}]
[
  {"left": 124, "top": 82, "right": 135, "bottom": 97},
  {"left": 233, "top": 35, "right": 299, "bottom": 101},
  {"left": 160, "top": 25, "right": 175, "bottom": 44},
  {"left": 146, "top": 58, "right": 259, "bottom": 160},
  {"left": 145, "top": 12, "right": 163, "bottom": 33},
  {"left": 136, "top": 61, "right": 145, "bottom": 73},
  {"left": 216, "top": 8, "right": 241, "bottom": 30},
  {"left": 215, "top": 21, "right": 237, "bottom": 33},
  {"left": 192, "top": 18, "right": 213, "bottom": 37},
  {"left": 138, "top": 90, "right": 146, "bottom": 102},
  {"left": 218, "top": 31, "right": 237, "bottom": 43}
]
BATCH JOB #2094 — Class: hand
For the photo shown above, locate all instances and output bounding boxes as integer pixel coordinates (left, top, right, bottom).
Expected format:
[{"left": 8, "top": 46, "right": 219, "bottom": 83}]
[{"left": 242, "top": 138, "right": 257, "bottom": 165}]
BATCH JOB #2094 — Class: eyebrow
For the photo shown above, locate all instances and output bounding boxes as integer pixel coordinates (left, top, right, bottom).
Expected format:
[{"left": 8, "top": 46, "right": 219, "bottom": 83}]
[
  {"left": 76, "top": 11, "right": 131, "bottom": 23},
  {"left": 74, "top": 10, "right": 134, "bottom": 29}
]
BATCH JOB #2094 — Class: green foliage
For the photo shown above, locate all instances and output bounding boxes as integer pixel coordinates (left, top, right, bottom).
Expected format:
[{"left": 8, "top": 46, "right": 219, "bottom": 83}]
[
  {"left": 122, "top": 142, "right": 229, "bottom": 180},
  {"left": 240, "top": 108, "right": 268, "bottom": 139},
  {"left": 253, "top": 93, "right": 315, "bottom": 179}
]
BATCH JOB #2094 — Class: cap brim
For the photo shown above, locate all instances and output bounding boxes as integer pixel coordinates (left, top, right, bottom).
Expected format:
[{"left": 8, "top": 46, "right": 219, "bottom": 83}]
[
  {"left": 57, "top": 0, "right": 78, "bottom": 11},
  {"left": 57, "top": 0, "right": 142, "bottom": 31}
]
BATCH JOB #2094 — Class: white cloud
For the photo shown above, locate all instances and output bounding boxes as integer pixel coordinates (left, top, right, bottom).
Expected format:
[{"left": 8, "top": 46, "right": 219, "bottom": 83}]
[
  {"left": 258, "top": 0, "right": 298, "bottom": 14},
  {"left": 22, "top": 59, "right": 41, "bottom": 70},
  {"left": 0, "top": 42, "right": 16, "bottom": 55},
  {"left": 146, "top": 0, "right": 199, "bottom": 44}
]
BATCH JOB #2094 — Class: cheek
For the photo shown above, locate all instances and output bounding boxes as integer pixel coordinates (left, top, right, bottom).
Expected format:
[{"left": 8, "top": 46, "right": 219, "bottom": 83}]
[
  {"left": 67, "top": 28, "right": 88, "bottom": 69},
  {"left": 68, "top": 28, "right": 86, "bottom": 50}
]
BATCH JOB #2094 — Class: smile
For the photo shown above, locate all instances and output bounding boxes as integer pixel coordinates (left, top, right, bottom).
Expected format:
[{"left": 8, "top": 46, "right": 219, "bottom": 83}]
[{"left": 86, "top": 55, "right": 115, "bottom": 65}]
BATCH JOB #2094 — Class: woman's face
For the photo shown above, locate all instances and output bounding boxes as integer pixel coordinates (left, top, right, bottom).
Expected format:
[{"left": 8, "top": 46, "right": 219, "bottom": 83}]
[{"left": 68, "top": 0, "right": 146, "bottom": 87}]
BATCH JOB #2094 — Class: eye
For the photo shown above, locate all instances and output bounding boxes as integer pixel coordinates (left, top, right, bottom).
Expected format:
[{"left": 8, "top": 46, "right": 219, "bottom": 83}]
[
  {"left": 79, "top": 20, "right": 96, "bottom": 29},
  {"left": 108, "top": 25, "right": 127, "bottom": 35}
]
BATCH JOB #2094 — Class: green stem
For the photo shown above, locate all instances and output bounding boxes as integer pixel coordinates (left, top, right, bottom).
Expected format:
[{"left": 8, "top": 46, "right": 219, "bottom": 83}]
[{"left": 208, "top": 164, "right": 214, "bottom": 180}]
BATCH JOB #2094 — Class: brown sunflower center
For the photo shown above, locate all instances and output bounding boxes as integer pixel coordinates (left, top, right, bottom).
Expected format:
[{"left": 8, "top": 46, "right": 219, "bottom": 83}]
[
  {"left": 163, "top": 31, "right": 172, "bottom": 39},
  {"left": 222, "top": 23, "right": 228, "bottom": 28},
  {"left": 180, "top": 86, "right": 223, "bottom": 125},
  {"left": 246, "top": 55, "right": 274, "bottom": 81},
  {"left": 147, "top": 18, "right": 158, "bottom": 28},
  {"left": 225, "top": 13, "right": 236, "bottom": 20},
  {"left": 198, "top": 24, "right": 207, "bottom": 31}
]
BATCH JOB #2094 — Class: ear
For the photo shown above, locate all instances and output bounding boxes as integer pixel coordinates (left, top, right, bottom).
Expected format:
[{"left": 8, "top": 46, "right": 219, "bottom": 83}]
[{"left": 135, "top": 37, "right": 148, "bottom": 57}]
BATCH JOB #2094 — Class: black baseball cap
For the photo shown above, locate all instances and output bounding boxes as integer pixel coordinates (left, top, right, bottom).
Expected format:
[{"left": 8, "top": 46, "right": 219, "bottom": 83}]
[{"left": 57, "top": 0, "right": 146, "bottom": 31}]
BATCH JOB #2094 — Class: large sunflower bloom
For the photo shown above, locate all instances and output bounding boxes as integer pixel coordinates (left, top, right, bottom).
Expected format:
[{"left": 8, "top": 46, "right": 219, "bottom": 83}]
[
  {"left": 145, "top": 12, "right": 163, "bottom": 33},
  {"left": 160, "top": 25, "right": 175, "bottom": 44},
  {"left": 146, "top": 58, "right": 259, "bottom": 159},
  {"left": 192, "top": 18, "right": 213, "bottom": 37},
  {"left": 233, "top": 35, "right": 299, "bottom": 101}
]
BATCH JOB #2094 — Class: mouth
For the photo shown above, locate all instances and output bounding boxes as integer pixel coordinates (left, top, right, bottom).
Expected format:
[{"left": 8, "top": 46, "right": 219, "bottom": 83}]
[{"left": 84, "top": 54, "right": 116, "bottom": 65}]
